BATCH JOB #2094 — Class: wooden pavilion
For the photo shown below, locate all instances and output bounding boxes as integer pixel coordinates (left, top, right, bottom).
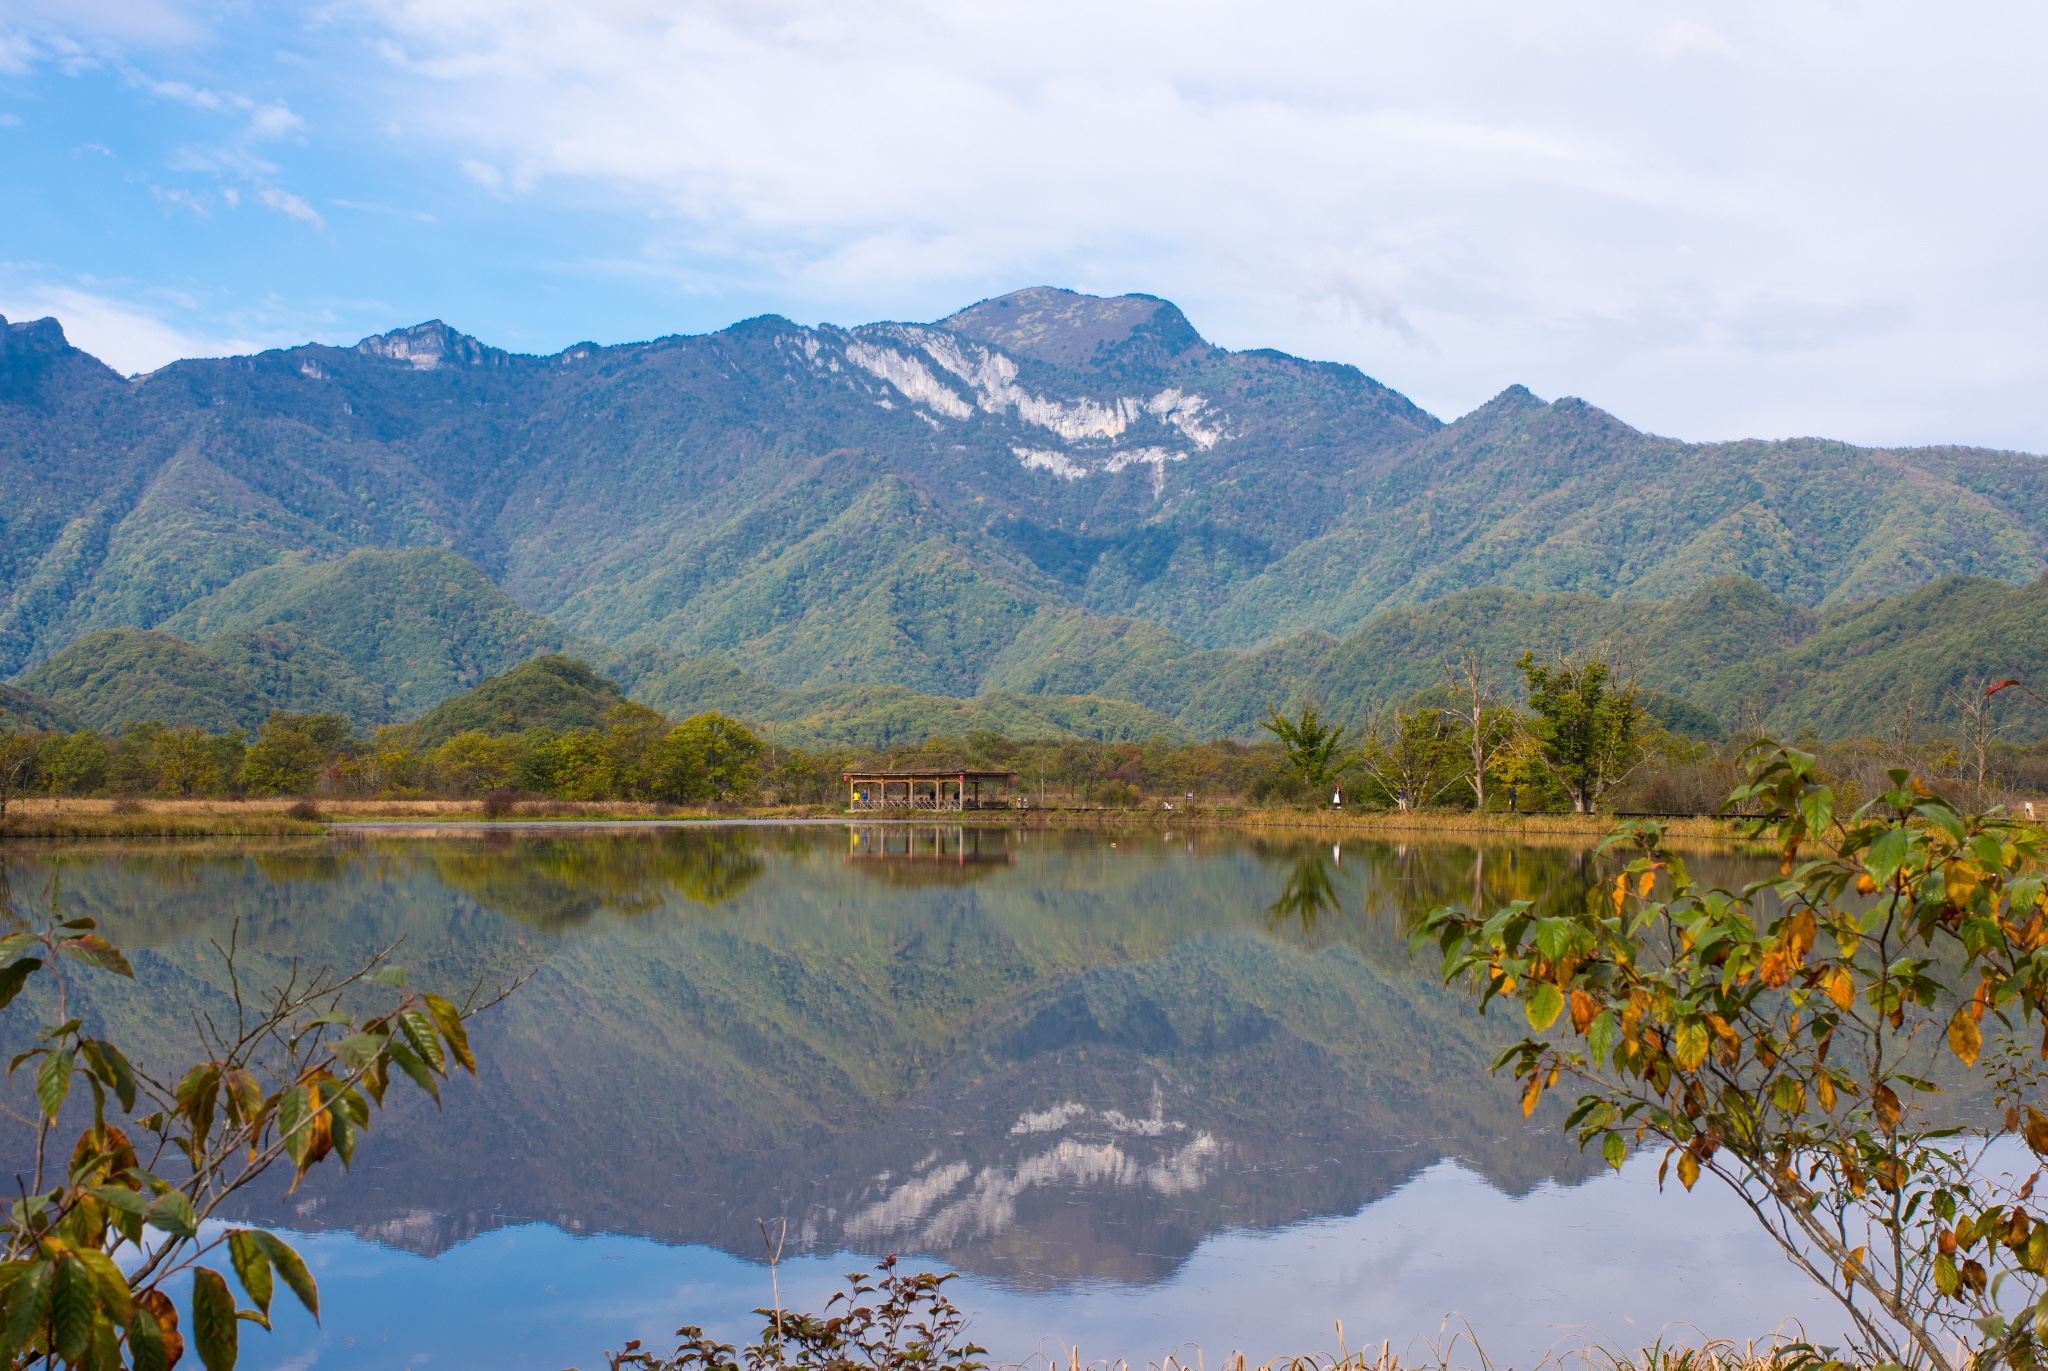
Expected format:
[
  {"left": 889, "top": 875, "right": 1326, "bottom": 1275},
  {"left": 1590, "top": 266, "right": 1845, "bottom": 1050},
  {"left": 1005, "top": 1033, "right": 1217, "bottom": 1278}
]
[{"left": 842, "top": 768, "right": 1017, "bottom": 811}]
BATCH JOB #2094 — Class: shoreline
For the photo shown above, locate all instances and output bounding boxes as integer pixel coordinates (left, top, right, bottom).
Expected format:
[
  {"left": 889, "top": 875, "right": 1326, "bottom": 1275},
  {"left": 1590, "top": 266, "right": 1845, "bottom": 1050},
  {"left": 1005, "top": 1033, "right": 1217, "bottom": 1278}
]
[{"left": 0, "top": 797, "right": 1765, "bottom": 845}]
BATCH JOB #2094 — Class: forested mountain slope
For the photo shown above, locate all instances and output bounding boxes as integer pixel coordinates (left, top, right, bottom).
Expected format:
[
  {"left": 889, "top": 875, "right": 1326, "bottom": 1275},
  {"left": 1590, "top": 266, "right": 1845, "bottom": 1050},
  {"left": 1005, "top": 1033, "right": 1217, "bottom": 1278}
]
[
  {"left": 4, "top": 289, "right": 2043, "bottom": 697},
  {"left": 9, "top": 540, "right": 2043, "bottom": 743}
]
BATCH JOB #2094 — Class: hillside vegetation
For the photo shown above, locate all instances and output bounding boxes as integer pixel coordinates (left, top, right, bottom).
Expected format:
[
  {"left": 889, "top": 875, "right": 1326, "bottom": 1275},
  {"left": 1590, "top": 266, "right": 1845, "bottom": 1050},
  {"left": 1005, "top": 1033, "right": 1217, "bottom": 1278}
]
[
  {"left": 2, "top": 287, "right": 2041, "bottom": 708},
  {"left": 8, "top": 538, "right": 2045, "bottom": 745}
]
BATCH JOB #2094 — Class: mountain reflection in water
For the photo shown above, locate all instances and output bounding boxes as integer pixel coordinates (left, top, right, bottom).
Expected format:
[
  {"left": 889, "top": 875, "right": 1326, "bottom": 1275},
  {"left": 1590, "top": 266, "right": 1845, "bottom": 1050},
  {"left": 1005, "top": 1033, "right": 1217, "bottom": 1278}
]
[{"left": 0, "top": 829, "right": 1773, "bottom": 1294}]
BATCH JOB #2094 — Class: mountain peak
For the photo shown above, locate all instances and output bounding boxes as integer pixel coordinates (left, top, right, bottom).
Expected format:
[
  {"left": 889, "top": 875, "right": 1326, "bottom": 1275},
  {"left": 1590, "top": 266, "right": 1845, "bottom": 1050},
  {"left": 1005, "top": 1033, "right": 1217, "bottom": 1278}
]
[
  {"left": 939, "top": 287, "right": 1208, "bottom": 370},
  {"left": 354, "top": 320, "right": 508, "bottom": 370},
  {"left": 1, "top": 315, "right": 72, "bottom": 359}
]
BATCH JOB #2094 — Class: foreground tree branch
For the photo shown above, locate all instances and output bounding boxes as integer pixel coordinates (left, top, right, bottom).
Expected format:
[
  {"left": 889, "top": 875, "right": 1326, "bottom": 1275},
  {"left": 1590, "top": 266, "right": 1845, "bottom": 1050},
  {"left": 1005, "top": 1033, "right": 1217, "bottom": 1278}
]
[{"left": 1416, "top": 743, "right": 2048, "bottom": 1370}]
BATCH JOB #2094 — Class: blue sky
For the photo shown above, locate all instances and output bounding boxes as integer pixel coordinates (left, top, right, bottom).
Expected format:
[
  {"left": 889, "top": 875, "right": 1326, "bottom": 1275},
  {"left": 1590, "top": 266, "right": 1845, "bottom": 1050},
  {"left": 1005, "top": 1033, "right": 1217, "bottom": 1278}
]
[{"left": 4, "top": 0, "right": 2046, "bottom": 450}]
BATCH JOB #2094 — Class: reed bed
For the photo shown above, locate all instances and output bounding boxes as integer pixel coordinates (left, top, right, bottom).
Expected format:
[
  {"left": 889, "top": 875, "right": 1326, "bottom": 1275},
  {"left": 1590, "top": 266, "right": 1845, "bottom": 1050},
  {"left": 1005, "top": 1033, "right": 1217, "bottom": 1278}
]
[{"left": 1033, "top": 1329, "right": 1810, "bottom": 1371}]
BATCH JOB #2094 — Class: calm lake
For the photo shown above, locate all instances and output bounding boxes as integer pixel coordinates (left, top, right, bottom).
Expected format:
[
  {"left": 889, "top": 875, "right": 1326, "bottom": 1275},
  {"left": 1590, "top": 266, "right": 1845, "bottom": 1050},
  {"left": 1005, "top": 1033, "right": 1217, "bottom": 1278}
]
[{"left": 0, "top": 825, "right": 1849, "bottom": 1370}]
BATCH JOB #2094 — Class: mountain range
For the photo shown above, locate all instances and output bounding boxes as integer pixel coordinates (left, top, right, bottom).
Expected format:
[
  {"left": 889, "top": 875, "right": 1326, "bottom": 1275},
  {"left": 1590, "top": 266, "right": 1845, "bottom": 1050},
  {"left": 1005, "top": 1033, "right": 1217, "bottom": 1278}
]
[{"left": 4, "top": 290, "right": 2045, "bottom": 741}]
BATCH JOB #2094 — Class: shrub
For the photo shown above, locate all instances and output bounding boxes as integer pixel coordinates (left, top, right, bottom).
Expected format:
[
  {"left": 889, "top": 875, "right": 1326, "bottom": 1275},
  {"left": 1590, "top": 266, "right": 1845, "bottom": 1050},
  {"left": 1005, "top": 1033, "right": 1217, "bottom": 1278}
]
[
  {"left": 588, "top": 1256, "right": 985, "bottom": 1371},
  {"left": 1417, "top": 744, "right": 2048, "bottom": 1370}
]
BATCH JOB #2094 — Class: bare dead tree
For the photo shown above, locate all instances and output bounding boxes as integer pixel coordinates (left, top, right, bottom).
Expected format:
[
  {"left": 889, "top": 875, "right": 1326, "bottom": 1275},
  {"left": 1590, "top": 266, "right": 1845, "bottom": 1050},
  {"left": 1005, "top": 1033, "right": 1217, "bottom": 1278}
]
[
  {"left": 1949, "top": 675, "right": 2007, "bottom": 800},
  {"left": 1439, "top": 646, "right": 1512, "bottom": 812},
  {"left": 1885, "top": 687, "right": 1922, "bottom": 769}
]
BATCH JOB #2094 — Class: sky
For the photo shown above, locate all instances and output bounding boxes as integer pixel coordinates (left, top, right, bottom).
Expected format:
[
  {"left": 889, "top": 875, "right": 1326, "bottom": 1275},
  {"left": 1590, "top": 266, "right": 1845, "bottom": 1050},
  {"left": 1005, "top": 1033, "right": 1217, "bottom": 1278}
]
[{"left": 2, "top": 0, "right": 2045, "bottom": 449}]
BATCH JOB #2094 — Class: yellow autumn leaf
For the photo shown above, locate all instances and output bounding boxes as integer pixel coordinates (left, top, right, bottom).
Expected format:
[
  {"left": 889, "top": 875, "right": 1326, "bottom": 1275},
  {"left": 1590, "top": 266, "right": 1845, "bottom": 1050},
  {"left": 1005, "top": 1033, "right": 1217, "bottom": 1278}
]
[
  {"left": 1949, "top": 1006, "right": 1983, "bottom": 1066},
  {"left": 1825, "top": 966, "right": 1855, "bottom": 1011},
  {"left": 2025, "top": 1107, "right": 2048, "bottom": 1157},
  {"left": 1672, "top": 1018, "right": 1710, "bottom": 1071},
  {"left": 1677, "top": 1149, "right": 1701, "bottom": 1190}
]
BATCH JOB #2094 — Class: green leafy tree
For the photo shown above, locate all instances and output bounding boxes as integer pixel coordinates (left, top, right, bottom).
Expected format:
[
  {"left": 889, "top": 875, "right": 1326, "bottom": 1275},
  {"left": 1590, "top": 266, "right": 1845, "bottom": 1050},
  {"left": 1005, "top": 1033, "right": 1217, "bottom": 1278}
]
[
  {"left": 1357, "top": 707, "right": 1462, "bottom": 811},
  {"left": 1258, "top": 702, "right": 1353, "bottom": 795},
  {"left": 339, "top": 724, "right": 429, "bottom": 797},
  {"left": 650, "top": 714, "right": 764, "bottom": 804},
  {"left": 153, "top": 728, "right": 240, "bottom": 798},
  {"left": 540, "top": 731, "right": 610, "bottom": 802},
  {"left": 1415, "top": 744, "right": 2048, "bottom": 1370},
  {"left": 598, "top": 704, "right": 675, "bottom": 800},
  {"left": 105, "top": 724, "right": 167, "bottom": 798},
  {"left": 36, "top": 734, "right": 109, "bottom": 801},
  {"left": 1516, "top": 650, "right": 1646, "bottom": 813},
  {"left": 0, "top": 882, "right": 511, "bottom": 1370},
  {"left": 239, "top": 714, "right": 352, "bottom": 796},
  {"left": 0, "top": 726, "right": 39, "bottom": 822},
  {"left": 428, "top": 730, "right": 528, "bottom": 797}
]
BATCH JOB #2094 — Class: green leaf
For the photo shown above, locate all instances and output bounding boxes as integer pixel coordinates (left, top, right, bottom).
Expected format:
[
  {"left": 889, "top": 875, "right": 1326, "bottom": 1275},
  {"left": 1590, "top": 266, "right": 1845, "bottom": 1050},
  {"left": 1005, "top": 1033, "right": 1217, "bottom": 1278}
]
[
  {"left": 366, "top": 964, "right": 407, "bottom": 989},
  {"left": 56, "top": 934, "right": 133, "bottom": 979},
  {"left": 0, "top": 933, "right": 38, "bottom": 963},
  {"left": 1602, "top": 1132, "right": 1626, "bottom": 1170},
  {"left": 5, "top": 1261, "right": 50, "bottom": 1355},
  {"left": 1588, "top": 1009, "right": 1616, "bottom": 1068},
  {"left": 80, "top": 1040, "right": 137, "bottom": 1113},
  {"left": 277, "top": 1086, "right": 315, "bottom": 1170},
  {"left": 191, "top": 1267, "right": 238, "bottom": 1371},
  {"left": 92, "top": 1312, "right": 121, "bottom": 1370},
  {"left": 424, "top": 994, "right": 476, "bottom": 1075},
  {"left": 175, "top": 1063, "right": 220, "bottom": 1146},
  {"left": 127, "top": 1303, "right": 169, "bottom": 1371},
  {"left": 1863, "top": 828, "right": 1910, "bottom": 887},
  {"left": 222, "top": 1068, "right": 261, "bottom": 1123},
  {"left": 331, "top": 1087, "right": 369, "bottom": 1129},
  {"left": 227, "top": 1231, "right": 272, "bottom": 1316},
  {"left": 36, "top": 1047, "right": 73, "bottom": 1119},
  {"left": 1530, "top": 918, "right": 1575, "bottom": 962},
  {"left": 251, "top": 1232, "right": 318, "bottom": 1321},
  {"left": 145, "top": 1188, "right": 199, "bottom": 1240},
  {"left": 76, "top": 1250, "right": 130, "bottom": 1328},
  {"left": 1799, "top": 789, "right": 1833, "bottom": 840},
  {"left": 1524, "top": 983, "right": 1564, "bottom": 1031},
  {"left": 398, "top": 1010, "right": 446, "bottom": 1075},
  {"left": 330, "top": 1100, "right": 356, "bottom": 1169},
  {"left": 334, "top": 1032, "right": 384, "bottom": 1072},
  {"left": 90, "top": 1185, "right": 150, "bottom": 1217},
  {"left": 50, "top": 1256, "right": 93, "bottom": 1364},
  {"left": 384, "top": 1036, "right": 440, "bottom": 1104},
  {"left": 0, "top": 958, "right": 43, "bottom": 1012}
]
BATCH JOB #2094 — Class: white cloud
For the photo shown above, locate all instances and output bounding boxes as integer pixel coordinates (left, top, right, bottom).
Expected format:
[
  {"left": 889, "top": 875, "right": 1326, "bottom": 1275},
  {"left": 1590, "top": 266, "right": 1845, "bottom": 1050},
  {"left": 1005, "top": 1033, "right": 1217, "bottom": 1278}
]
[
  {"left": 0, "top": 283, "right": 262, "bottom": 372},
  {"left": 1654, "top": 20, "right": 1741, "bottom": 63},
  {"left": 322, "top": 0, "right": 2048, "bottom": 446},
  {"left": 260, "top": 187, "right": 326, "bottom": 227},
  {"left": 0, "top": 0, "right": 205, "bottom": 69},
  {"left": 9, "top": 0, "right": 2048, "bottom": 447}
]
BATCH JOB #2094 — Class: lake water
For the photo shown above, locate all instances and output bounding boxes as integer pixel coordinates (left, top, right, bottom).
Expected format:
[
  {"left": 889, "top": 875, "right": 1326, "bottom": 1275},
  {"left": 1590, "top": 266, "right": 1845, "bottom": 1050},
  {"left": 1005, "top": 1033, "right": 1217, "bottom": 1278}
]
[{"left": 0, "top": 825, "right": 1850, "bottom": 1370}]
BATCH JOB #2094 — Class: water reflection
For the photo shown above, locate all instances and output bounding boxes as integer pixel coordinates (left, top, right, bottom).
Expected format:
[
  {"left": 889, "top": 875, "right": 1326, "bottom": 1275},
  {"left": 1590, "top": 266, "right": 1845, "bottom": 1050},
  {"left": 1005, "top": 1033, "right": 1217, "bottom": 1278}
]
[
  {"left": 845, "top": 825, "right": 1017, "bottom": 885},
  {"left": 0, "top": 830, "right": 1777, "bottom": 1300},
  {"left": 420, "top": 830, "right": 766, "bottom": 928}
]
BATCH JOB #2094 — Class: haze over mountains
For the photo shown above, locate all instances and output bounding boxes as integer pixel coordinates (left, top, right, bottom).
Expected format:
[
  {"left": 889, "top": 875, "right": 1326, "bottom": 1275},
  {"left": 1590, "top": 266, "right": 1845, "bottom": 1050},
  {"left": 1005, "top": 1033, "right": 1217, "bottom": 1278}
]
[{"left": 4, "top": 289, "right": 2045, "bottom": 741}]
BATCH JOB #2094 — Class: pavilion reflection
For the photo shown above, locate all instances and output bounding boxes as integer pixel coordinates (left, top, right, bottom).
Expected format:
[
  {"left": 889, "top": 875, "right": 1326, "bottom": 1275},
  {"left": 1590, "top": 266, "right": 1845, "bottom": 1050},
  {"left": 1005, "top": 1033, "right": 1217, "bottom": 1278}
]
[{"left": 843, "top": 824, "right": 1017, "bottom": 885}]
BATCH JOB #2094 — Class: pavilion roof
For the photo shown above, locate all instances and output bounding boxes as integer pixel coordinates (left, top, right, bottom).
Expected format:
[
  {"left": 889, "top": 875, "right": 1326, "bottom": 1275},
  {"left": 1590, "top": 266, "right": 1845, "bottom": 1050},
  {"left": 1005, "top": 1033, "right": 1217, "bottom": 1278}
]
[{"left": 840, "top": 768, "right": 1018, "bottom": 781}]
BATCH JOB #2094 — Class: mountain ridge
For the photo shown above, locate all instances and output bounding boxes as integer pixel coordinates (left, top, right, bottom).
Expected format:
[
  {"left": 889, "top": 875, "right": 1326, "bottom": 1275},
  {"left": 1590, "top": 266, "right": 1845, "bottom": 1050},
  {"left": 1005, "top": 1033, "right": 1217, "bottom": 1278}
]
[{"left": 3, "top": 289, "right": 2043, "bottom": 725}]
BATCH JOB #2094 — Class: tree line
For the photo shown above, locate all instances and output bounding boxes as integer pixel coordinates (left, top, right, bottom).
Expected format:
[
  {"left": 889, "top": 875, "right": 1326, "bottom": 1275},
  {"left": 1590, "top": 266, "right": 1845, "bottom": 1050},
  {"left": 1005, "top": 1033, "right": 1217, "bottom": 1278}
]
[
  {"left": 0, "top": 707, "right": 767, "bottom": 817},
  {"left": 3, "top": 646, "right": 2043, "bottom": 817}
]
